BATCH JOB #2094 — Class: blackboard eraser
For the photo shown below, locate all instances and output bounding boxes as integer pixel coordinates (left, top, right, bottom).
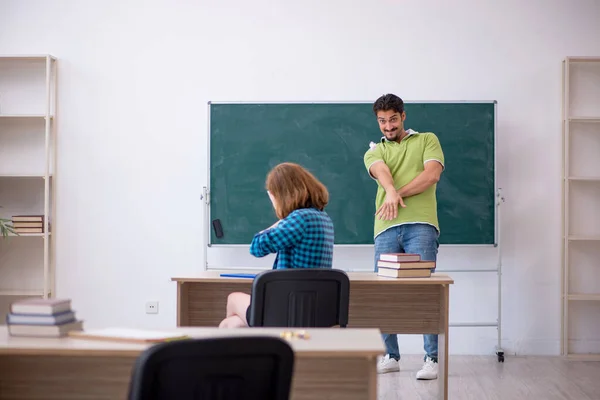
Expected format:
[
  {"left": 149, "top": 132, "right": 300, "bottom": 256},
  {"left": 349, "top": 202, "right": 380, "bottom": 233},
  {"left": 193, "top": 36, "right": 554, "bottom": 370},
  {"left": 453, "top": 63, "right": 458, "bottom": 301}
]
[{"left": 212, "top": 219, "right": 224, "bottom": 238}]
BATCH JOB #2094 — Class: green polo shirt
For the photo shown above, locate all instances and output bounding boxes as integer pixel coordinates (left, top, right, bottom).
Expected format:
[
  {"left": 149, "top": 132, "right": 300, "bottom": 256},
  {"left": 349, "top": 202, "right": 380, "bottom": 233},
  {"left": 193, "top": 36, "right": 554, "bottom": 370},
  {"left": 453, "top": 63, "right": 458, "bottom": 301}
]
[{"left": 363, "top": 129, "right": 445, "bottom": 239}]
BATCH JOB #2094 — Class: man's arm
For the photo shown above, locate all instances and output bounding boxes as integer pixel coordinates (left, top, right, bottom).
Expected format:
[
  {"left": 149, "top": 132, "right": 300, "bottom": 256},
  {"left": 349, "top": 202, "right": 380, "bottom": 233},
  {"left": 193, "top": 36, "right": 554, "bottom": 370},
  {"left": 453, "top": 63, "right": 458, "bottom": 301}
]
[
  {"left": 397, "top": 132, "right": 445, "bottom": 198},
  {"left": 369, "top": 162, "right": 406, "bottom": 220},
  {"left": 397, "top": 160, "right": 443, "bottom": 198},
  {"left": 369, "top": 161, "right": 396, "bottom": 193}
]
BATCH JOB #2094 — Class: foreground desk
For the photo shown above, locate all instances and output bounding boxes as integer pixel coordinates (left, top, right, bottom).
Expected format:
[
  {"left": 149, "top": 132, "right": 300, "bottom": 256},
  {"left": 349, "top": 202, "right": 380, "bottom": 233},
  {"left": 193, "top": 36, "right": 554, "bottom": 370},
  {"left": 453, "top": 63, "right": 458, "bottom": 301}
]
[
  {"left": 0, "top": 326, "right": 383, "bottom": 400},
  {"left": 172, "top": 271, "right": 454, "bottom": 400}
]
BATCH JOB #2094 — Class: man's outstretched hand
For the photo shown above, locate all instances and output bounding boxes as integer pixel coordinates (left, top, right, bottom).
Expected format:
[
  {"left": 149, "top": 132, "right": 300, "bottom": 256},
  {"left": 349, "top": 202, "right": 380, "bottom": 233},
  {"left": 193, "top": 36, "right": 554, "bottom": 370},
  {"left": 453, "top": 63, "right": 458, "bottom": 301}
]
[{"left": 375, "top": 189, "right": 406, "bottom": 220}]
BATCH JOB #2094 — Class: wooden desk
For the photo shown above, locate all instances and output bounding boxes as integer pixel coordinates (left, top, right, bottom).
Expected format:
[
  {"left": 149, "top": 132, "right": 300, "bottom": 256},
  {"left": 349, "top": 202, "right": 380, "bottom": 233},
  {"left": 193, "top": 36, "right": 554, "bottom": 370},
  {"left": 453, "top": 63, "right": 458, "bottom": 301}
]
[
  {"left": 0, "top": 326, "right": 383, "bottom": 400},
  {"left": 172, "top": 271, "right": 454, "bottom": 400}
]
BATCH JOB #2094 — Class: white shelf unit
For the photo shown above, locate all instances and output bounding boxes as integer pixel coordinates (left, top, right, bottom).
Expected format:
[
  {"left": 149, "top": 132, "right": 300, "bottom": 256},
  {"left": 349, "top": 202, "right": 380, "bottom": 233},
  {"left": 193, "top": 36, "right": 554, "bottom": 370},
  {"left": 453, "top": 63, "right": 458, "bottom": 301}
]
[
  {"left": 562, "top": 56, "right": 600, "bottom": 360},
  {"left": 0, "top": 55, "right": 57, "bottom": 304}
]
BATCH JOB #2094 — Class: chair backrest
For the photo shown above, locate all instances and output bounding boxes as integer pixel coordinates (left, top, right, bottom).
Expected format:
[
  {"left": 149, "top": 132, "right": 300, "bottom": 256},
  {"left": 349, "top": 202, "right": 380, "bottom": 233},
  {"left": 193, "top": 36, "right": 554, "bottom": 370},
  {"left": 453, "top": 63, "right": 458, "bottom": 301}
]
[
  {"left": 127, "top": 336, "right": 294, "bottom": 400},
  {"left": 248, "top": 268, "right": 350, "bottom": 328}
]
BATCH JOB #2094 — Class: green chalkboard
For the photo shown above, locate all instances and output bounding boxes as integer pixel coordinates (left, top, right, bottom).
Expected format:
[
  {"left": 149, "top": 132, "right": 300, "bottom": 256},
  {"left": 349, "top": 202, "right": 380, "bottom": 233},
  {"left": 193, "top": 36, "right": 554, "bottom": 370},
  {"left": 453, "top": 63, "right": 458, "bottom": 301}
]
[{"left": 208, "top": 101, "right": 496, "bottom": 245}]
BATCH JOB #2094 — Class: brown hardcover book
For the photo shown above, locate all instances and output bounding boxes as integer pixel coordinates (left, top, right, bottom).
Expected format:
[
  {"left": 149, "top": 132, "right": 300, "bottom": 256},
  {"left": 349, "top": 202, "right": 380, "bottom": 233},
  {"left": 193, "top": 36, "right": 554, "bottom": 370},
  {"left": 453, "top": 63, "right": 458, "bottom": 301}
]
[
  {"left": 14, "top": 227, "right": 44, "bottom": 233},
  {"left": 12, "top": 215, "right": 44, "bottom": 222},
  {"left": 379, "top": 253, "right": 421, "bottom": 262},
  {"left": 377, "top": 260, "right": 435, "bottom": 270},
  {"left": 12, "top": 222, "right": 44, "bottom": 228},
  {"left": 377, "top": 267, "right": 432, "bottom": 278}
]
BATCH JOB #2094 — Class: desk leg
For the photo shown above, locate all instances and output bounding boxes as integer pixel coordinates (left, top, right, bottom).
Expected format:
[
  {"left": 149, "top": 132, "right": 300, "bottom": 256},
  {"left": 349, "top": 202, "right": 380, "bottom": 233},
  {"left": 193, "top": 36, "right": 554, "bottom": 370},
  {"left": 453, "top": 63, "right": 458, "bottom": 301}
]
[
  {"left": 367, "top": 356, "right": 378, "bottom": 400},
  {"left": 438, "top": 284, "right": 449, "bottom": 400}
]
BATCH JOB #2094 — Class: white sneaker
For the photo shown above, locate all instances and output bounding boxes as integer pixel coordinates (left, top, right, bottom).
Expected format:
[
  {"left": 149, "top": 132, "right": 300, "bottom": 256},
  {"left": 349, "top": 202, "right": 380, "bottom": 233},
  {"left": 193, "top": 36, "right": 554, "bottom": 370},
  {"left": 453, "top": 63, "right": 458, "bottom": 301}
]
[
  {"left": 416, "top": 357, "right": 438, "bottom": 380},
  {"left": 377, "top": 354, "right": 400, "bottom": 374}
]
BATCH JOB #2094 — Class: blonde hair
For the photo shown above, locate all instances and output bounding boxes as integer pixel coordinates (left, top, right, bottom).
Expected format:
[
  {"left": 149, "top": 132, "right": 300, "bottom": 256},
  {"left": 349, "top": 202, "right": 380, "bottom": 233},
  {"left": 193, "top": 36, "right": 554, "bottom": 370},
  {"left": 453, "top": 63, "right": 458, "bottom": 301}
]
[{"left": 265, "top": 162, "right": 329, "bottom": 219}]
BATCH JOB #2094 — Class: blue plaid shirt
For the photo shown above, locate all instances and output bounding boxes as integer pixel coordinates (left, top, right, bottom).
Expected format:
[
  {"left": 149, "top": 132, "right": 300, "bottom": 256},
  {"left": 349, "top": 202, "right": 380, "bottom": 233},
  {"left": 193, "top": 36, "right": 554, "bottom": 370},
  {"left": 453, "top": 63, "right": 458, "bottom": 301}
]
[{"left": 249, "top": 208, "right": 334, "bottom": 269}]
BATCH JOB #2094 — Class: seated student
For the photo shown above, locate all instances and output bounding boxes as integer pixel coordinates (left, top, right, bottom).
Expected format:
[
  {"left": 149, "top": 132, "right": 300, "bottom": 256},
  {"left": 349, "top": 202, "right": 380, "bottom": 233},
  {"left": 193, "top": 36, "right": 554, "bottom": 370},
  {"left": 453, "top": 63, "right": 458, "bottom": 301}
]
[{"left": 218, "top": 162, "right": 335, "bottom": 328}]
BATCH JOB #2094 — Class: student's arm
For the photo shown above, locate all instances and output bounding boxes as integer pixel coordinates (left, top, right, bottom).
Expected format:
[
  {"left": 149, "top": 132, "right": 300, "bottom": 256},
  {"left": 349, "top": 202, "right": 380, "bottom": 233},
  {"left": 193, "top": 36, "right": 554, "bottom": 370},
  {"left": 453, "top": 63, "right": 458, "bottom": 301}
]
[
  {"left": 397, "top": 133, "right": 445, "bottom": 198},
  {"left": 364, "top": 144, "right": 406, "bottom": 220},
  {"left": 249, "top": 214, "right": 305, "bottom": 257},
  {"left": 258, "top": 220, "right": 280, "bottom": 234}
]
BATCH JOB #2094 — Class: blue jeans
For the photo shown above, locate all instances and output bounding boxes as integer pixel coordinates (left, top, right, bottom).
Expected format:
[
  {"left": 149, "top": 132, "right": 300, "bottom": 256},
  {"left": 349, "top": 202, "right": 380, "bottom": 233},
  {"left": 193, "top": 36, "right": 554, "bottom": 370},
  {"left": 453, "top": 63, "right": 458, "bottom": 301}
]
[{"left": 374, "top": 223, "right": 439, "bottom": 363}]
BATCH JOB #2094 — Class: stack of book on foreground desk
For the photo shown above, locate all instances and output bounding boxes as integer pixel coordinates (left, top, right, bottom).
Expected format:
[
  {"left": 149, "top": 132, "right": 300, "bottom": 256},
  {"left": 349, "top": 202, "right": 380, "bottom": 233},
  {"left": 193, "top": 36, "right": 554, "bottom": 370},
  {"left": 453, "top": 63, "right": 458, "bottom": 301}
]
[
  {"left": 6, "top": 298, "right": 83, "bottom": 337},
  {"left": 377, "top": 253, "right": 435, "bottom": 278}
]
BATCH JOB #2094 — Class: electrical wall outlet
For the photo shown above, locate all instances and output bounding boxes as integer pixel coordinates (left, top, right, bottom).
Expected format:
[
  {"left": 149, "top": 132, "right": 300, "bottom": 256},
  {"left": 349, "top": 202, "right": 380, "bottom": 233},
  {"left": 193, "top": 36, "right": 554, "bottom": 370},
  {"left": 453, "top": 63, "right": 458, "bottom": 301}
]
[{"left": 145, "top": 301, "right": 159, "bottom": 314}]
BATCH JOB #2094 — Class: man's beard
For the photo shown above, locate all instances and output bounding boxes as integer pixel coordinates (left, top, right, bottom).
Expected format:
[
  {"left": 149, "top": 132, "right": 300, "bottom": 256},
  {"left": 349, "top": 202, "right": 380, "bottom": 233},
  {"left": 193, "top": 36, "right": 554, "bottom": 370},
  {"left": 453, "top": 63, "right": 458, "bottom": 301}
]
[{"left": 385, "top": 128, "right": 399, "bottom": 140}]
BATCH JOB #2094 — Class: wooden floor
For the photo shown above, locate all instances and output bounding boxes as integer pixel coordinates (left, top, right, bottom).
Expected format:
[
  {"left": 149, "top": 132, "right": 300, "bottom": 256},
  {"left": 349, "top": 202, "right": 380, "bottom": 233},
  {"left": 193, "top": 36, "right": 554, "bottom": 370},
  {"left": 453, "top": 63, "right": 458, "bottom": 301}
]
[{"left": 378, "top": 355, "right": 600, "bottom": 400}]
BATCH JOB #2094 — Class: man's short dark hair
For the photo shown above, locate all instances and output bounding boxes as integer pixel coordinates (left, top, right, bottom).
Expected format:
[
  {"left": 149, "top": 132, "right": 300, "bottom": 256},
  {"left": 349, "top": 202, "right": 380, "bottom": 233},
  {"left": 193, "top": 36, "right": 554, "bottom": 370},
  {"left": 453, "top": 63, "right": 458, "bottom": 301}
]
[{"left": 373, "top": 93, "right": 404, "bottom": 115}]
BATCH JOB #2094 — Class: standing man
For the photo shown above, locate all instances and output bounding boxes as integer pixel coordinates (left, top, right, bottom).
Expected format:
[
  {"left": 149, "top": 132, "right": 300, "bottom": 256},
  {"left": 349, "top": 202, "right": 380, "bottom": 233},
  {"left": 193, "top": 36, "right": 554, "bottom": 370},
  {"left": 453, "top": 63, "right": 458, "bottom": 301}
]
[{"left": 363, "top": 93, "right": 444, "bottom": 380}]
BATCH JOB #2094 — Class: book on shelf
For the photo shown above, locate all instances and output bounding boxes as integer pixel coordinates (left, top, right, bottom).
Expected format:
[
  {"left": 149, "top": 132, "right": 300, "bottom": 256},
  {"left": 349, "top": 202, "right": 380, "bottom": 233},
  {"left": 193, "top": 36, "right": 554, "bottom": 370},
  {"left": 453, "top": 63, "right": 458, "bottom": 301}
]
[
  {"left": 12, "top": 215, "right": 44, "bottom": 223},
  {"left": 377, "top": 252, "right": 435, "bottom": 278},
  {"left": 11, "top": 222, "right": 44, "bottom": 228},
  {"left": 13, "top": 227, "right": 44, "bottom": 234},
  {"left": 6, "top": 298, "right": 83, "bottom": 338},
  {"left": 11, "top": 215, "right": 47, "bottom": 234}
]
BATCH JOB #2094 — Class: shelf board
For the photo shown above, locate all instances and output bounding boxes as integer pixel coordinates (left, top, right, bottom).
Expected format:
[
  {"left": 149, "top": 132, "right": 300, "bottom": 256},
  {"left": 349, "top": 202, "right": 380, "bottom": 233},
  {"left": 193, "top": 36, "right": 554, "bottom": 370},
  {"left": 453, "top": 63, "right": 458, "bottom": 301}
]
[
  {"left": 568, "top": 176, "right": 600, "bottom": 181},
  {"left": 0, "top": 174, "right": 53, "bottom": 178},
  {"left": 568, "top": 117, "right": 600, "bottom": 123},
  {"left": 565, "top": 57, "right": 600, "bottom": 63},
  {"left": 567, "top": 294, "right": 600, "bottom": 301},
  {"left": 0, "top": 114, "right": 54, "bottom": 119},
  {"left": 5, "top": 232, "right": 51, "bottom": 237},
  {"left": 566, "top": 353, "right": 600, "bottom": 361},
  {"left": 567, "top": 235, "right": 600, "bottom": 241},
  {"left": 0, "top": 54, "right": 57, "bottom": 61},
  {"left": 0, "top": 289, "right": 44, "bottom": 296}
]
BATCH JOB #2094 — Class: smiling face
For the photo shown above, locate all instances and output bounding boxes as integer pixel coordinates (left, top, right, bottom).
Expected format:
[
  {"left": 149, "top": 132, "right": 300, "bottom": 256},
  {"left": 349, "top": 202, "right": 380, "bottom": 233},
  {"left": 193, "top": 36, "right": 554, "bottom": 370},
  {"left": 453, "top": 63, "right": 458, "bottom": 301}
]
[
  {"left": 372, "top": 93, "right": 407, "bottom": 143},
  {"left": 377, "top": 109, "right": 406, "bottom": 142}
]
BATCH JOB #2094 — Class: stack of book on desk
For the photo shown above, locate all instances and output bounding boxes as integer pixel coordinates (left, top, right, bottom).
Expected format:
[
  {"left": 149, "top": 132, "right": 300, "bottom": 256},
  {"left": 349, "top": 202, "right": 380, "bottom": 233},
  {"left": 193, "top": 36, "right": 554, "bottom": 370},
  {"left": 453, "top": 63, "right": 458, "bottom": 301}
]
[
  {"left": 6, "top": 298, "right": 83, "bottom": 337},
  {"left": 377, "top": 253, "right": 435, "bottom": 278}
]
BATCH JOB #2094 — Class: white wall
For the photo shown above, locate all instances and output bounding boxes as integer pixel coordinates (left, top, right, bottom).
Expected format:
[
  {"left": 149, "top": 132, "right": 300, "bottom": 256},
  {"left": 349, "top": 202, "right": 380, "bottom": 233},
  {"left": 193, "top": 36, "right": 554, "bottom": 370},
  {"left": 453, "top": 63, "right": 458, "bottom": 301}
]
[{"left": 1, "top": 0, "right": 599, "bottom": 356}]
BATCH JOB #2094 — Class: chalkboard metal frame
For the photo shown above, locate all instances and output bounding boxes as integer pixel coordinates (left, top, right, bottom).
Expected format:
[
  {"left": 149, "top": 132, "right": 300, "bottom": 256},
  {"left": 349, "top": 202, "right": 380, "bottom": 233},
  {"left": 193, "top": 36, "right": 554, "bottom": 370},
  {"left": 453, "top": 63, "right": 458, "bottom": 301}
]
[
  {"left": 204, "top": 100, "right": 498, "bottom": 249},
  {"left": 202, "top": 100, "right": 505, "bottom": 361}
]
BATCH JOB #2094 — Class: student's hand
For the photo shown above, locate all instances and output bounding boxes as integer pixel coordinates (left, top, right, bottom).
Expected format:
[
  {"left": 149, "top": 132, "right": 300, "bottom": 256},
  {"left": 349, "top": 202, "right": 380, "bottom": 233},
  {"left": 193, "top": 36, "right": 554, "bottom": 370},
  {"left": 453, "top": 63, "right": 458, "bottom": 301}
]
[{"left": 375, "top": 189, "right": 406, "bottom": 220}]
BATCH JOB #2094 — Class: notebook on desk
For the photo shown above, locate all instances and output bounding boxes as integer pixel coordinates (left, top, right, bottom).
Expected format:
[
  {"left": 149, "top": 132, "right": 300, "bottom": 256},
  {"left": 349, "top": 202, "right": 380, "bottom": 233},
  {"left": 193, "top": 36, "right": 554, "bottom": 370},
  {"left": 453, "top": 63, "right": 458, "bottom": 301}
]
[
  {"left": 68, "top": 328, "right": 189, "bottom": 344},
  {"left": 219, "top": 273, "right": 257, "bottom": 279}
]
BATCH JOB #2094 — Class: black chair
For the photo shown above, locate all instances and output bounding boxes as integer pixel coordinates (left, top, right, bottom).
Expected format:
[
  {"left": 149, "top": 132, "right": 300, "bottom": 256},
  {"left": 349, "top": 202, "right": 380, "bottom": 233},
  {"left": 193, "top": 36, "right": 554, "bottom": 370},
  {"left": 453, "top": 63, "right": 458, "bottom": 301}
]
[
  {"left": 127, "top": 336, "right": 294, "bottom": 400},
  {"left": 247, "top": 268, "right": 350, "bottom": 328}
]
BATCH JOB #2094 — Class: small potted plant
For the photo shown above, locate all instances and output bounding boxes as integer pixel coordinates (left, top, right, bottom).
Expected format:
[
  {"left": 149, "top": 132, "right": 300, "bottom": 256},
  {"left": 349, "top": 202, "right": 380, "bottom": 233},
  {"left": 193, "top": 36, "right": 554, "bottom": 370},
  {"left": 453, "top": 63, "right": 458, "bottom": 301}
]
[{"left": 0, "top": 206, "right": 17, "bottom": 238}]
